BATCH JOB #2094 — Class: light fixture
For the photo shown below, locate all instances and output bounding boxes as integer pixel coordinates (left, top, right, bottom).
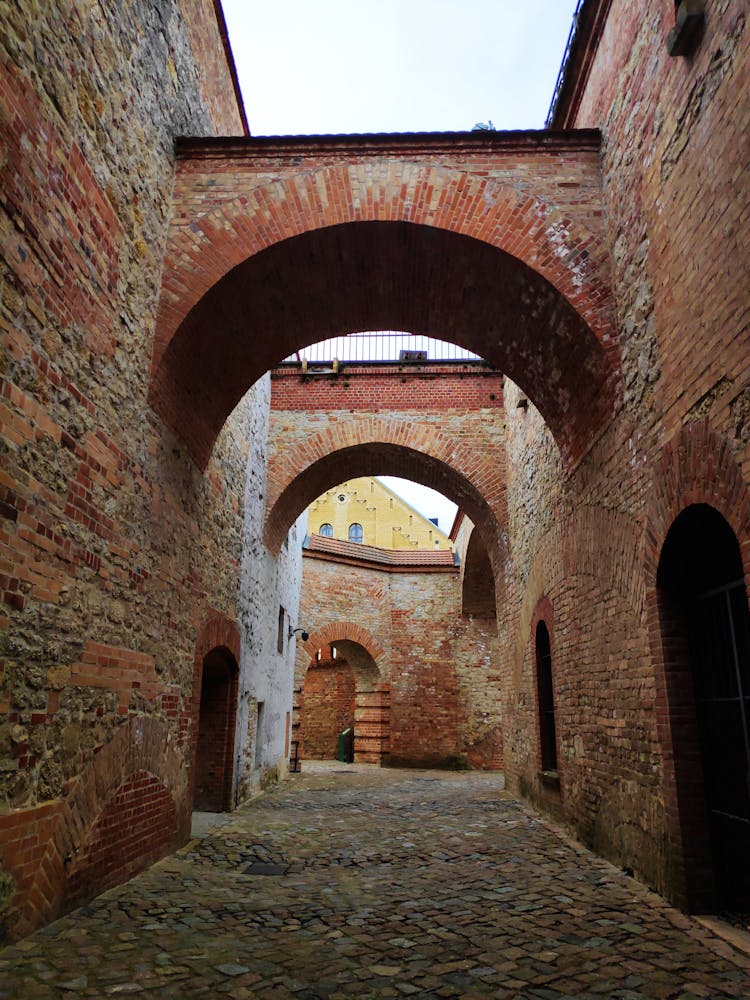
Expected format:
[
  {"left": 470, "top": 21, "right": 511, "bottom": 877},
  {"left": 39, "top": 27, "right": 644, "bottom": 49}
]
[{"left": 288, "top": 626, "right": 310, "bottom": 642}]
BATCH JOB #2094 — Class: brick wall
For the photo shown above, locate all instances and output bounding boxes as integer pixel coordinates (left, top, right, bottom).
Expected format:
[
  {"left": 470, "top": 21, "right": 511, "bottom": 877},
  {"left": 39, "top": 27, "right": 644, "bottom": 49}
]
[
  {"left": 2, "top": 0, "right": 746, "bottom": 938},
  {"left": 194, "top": 647, "right": 239, "bottom": 811},
  {"left": 0, "top": 0, "right": 248, "bottom": 938},
  {"left": 266, "top": 377, "right": 508, "bottom": 564},
  {"left": 63, "top": 770, "right": 178, "bottom": 910},
  {"left": 298, "top": 658, "right": 355, "bottom": 759},
  {"left": 500, "top": 0, "right": 749, "bottom": 907},
  {"left": 151, "top": 132, "right": 616, "bottom": 468},
  {"left": 271, "top": 365, "right": 504, "bottom": 412},
  {"left": 298, "top": 552, "right": 504, "bottom": 770}
]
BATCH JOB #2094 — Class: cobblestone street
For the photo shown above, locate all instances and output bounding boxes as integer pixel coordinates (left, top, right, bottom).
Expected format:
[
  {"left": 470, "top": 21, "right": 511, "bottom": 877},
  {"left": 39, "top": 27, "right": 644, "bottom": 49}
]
[{"left": 1, "top": 764, "right": 748, "bottom": 998}]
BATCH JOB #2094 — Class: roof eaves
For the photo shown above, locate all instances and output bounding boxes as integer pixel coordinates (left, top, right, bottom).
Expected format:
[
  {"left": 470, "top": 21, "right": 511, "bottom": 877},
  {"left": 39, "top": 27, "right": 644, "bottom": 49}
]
[{"left": 545, "top": 0, "right": 613, "bottom": 130}]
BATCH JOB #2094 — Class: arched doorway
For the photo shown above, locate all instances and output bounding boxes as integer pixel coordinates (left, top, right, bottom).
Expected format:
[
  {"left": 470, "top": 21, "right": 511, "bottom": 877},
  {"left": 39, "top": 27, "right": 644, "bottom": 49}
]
[
  {"left": 299, "top": 644, "right": 356, "bottom": 760},
  {"left": 296, "top": 628, "right": 390, "bottom": 765},
  {"left": 194, "top": 647, "right": 239, "bottom": 812},
  {"left": 657, "top": 504, "right": 750, "bottom": 912}
]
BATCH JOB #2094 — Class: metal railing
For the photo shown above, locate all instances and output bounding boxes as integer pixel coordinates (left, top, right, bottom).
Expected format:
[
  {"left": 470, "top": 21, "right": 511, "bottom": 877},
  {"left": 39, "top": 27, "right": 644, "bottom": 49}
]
[
  {"left": 545, "top": 0, "right": 586, "bottom": 128},
  {"left": 282, "top": 332, "right": 482, "bottom": 366}
]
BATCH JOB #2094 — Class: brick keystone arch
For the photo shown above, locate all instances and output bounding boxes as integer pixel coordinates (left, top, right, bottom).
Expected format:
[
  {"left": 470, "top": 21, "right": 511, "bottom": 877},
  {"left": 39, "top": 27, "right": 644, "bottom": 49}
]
[
  {"left": 303, "top": 622, "right": 384, "bottom": 668},
  {"left": 643, "top": 420, "right": 750, "bottom": 583},
  {"left": 151, "top": 152, "right": 618, "bottom": 468},
  {"left": 264, "top": 420, "right": 507, "bottom": 569}
]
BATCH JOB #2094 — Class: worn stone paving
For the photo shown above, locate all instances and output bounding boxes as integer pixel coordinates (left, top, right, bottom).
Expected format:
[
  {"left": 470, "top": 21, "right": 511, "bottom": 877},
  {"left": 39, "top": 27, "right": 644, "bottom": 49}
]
[{"left": 1, "top": 763, "right": 749, "bottom": 999}]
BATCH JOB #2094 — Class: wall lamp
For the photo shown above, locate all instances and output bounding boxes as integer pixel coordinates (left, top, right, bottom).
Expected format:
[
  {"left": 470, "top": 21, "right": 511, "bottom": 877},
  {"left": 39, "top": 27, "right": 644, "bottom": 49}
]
[{"left": 289, "top": 626, "right": 310, "bottom": 642}]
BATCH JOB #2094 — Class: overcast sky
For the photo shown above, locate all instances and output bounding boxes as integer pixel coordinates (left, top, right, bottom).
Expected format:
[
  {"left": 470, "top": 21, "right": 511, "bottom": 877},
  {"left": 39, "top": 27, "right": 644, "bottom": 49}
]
[
  {"left": 221, "top": 1, "right": 579, "bottom": 529},
  {"left": 222, "top": 0, "right": 578, "bottom": 136}
]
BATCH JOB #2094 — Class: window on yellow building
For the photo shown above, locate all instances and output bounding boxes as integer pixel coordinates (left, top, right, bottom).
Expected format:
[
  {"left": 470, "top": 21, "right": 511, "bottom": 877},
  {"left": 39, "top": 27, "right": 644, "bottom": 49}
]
[
  {"left": 348, "top": 523, "right": 363, "bottom": 543},
  {"left": 319, "top": 523, "right": 333, "bottom": 537}
]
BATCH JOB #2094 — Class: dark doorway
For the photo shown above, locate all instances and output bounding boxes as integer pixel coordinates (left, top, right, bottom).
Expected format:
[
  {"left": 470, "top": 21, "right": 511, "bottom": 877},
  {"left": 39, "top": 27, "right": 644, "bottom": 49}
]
[
  {"left": 194, "top": 647, "right": 239, "bottom": 812},
  {"left": 658, "top": 504, "right": 750, "bottom": 912},
  {"left": 299, "top": 656, "right": 356, "bottom": 760},
  {"left": 535, "top": 621, "right": 558, "bottom": 773}
]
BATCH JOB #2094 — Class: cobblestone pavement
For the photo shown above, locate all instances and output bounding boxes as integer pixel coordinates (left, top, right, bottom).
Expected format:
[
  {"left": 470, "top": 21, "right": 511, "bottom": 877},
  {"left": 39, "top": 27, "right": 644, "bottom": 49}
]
[{"left": 2, "top": 763, "right": 749, "bottom": 998}]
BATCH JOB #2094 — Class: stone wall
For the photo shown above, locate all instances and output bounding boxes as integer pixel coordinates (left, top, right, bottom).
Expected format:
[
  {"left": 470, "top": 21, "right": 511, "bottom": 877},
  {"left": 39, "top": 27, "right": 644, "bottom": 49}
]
[
  {"left": 501, "top": 0, "right": 749, "bottom": 906},
  {"left": 0, "top": 0, "right": 250, "bottom": 938},
  {"left": 298, "top": 551, "right": 504, "bottom": 769}
]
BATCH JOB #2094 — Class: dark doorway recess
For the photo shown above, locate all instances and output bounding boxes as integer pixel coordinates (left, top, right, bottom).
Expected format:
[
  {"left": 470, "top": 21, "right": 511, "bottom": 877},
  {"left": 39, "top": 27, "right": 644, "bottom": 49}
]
[
  {"left": 658, "top": 504, "right": 750, "bottom": 913},
  {"left": 536, "top": 621, "right": 558, "bottom": 774},
  {"left": 194, "top": 647, "right": 239, "bottom": 812}
]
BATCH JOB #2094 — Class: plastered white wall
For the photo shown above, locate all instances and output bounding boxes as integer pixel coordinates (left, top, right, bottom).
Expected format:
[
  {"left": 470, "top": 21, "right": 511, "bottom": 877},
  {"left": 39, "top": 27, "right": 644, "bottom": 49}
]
[{"left": 235, "top": 374, "right": 306, "bottom": 799}]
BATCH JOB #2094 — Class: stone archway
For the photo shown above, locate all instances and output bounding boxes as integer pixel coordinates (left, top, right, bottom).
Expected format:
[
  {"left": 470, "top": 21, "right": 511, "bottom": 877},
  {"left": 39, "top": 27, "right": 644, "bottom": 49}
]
[{"left": 264, "top": 430, "right": 506, "bottom": 574}]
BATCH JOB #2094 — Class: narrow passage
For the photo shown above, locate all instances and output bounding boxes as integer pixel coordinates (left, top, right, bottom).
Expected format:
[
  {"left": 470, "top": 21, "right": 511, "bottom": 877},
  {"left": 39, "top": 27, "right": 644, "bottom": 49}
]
[{"left": 1, "top": 764, "right": 748, "bottom": 998}]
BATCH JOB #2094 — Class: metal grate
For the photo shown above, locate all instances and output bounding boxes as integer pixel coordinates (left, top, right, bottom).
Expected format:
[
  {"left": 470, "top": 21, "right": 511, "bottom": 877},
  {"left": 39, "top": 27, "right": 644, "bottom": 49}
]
[{"left": 282, "top": 332, "right": 482, "bottom": 366}]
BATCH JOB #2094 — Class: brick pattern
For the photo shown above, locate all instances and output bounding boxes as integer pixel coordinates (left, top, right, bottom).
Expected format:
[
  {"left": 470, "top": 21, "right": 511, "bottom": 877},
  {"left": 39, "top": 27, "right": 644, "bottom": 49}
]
[
  {"left": 643, "top": 420, "right": 750, "bottom": 908},
  {"left": 177, "top": 0, "right": 248, "bottom": 135},
  {"left": 298, "top": 660, "right": 356, "bottom": 760},
  {"left": 461, "top": 528, "right": 496, "bottom": 618},
  {"left": 63, "top": 770, "right": 177, "bottom": 910},
  {"left": 299, "top": 555, "right": 504, "bottom": 770},
  {"left": 189, "top": 612, "right": 242, "bottom": 812},
  {"left": 296, "top": 625, "right": 392, "bottom": 765},
  {"left": 0, "top": 0, "right": 746, "bottom": 944},
  {"left": 271, "top": 366, "right": 505, "bottom": 413},
  {"left": 0, "top": 715, "right": 186, "bottom": 939},
  {"left": 194, "top": 649, "right": 239, "bottom": 812},
  {"left": 305, "top": 534, "right": 456, "bottom": 568},
  {"left": 354, "top": 687, "right": 392, "bottom": 764},
  {"left": 265, "top": 395, "right": 508, "bottom": 569},
  {"left": 151, "top": 135, "right": 617, "bottom": 467},
  {"left": 496, "top": 0, "right": 749, "bottom": 908},
  {"left": 0, "top": 0, "right": 249, "bottom": 940}
]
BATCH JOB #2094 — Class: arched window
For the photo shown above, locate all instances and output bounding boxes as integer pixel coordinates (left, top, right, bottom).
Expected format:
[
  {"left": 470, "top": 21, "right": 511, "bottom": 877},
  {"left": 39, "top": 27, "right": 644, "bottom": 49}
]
[
  {"left": 319, "top": 523, "right": 333, "bottom": 537},
  {"left": 348, "top": 523, "right": 363, "bottom": 543},
  {"left": 535, "top": 621, "right": 558, "bottom": 773},
  {"left": 461, "top": 528, "right": 496, "bottom": 618}
]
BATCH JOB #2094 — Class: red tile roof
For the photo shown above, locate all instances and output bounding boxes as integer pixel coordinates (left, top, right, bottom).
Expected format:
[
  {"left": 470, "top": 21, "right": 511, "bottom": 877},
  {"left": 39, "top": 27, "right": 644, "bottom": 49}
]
[{"left": 304, "top": 533, "right": 458, "bottom": 570}]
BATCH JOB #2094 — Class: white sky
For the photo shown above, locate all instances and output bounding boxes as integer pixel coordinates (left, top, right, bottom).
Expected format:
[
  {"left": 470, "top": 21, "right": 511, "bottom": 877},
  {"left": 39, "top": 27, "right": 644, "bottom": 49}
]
[
  {"left": 221, "top": 0, "right": 579, "bottom": 526},
  {"left": 378, "top": 477, "right": 457, "bottom": 535},
  {"left": 222, "top": 0, "right": 579, "bottom": 135}
]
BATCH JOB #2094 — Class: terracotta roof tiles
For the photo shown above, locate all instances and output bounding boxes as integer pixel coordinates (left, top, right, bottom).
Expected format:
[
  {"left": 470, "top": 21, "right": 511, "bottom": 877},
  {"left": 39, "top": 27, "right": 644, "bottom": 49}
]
[{"left": 303, "top": 533, "right": 458, "bottom": 569}]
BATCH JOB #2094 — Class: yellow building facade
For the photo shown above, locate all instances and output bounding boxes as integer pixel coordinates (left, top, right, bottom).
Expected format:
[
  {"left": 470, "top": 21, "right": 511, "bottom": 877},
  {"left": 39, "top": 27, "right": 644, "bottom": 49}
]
[{"left": 308, "top": 478, "right": 453, "bottom": 550}]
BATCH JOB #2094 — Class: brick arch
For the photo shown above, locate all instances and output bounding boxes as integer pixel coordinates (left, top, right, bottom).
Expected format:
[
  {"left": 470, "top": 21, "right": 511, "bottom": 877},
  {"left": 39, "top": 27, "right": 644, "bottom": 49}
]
[
  {"left": 265, "top": 416, "right": 507, "bottom": 565},
  {"left": 462, "top": 525, "right": 497, "bottom": 618},
  {"left": 303, "top": 621, "right": 384, "bottom": 667},
  {"left": 189, "top": 609, "right": 241, "bottom": 808},
  {"left": 151, "top": 157, "right": 618, "bottom": 468},
  {"left": 529, "top": 596, "right": 561, "bottom": 780},
  {"left": 18, "top": 716, "right": 185, "bottom": 938},
  {"left": 300, "top": 623, "right": 389, "bottom": 765},
  {"left": 643, "top": 420, "right": 750, "bottom": 585}
]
